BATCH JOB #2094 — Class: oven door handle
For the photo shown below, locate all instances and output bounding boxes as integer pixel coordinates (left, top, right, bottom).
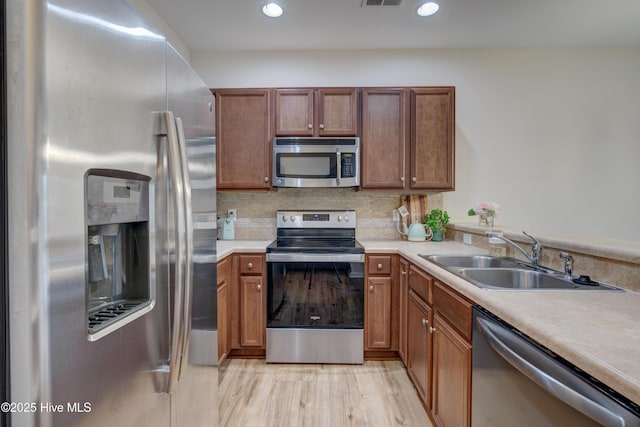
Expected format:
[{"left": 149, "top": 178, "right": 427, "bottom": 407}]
[
  {"left": 476, "top": 317, "right": 627, "bottom": 427},
  {"left": 266, "top": 252, "right": 364, "bottom": 263}
]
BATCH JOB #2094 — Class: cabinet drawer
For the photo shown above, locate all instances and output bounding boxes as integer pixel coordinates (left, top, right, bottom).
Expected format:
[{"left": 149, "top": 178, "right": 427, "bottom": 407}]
[
  {"left": 433, "top": 281, "right": 473, "bottom": 341},
  {"left": 368, "top": 255, "right": 392, "bottom": 275},
  {"left": 409, "top": 265, "right": 432, "bottom": 304},
  {"left": 238, "top": 255, "right": 264, "bottom": 275},
  {"left": 217, "top": 256, "right": 231, "bottom": 288}
]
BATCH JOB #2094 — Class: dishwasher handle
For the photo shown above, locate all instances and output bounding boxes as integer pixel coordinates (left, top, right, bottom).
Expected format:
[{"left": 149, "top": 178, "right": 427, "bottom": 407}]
[{"left": 476, "top": 317, "right": 627, "bottom": 427}]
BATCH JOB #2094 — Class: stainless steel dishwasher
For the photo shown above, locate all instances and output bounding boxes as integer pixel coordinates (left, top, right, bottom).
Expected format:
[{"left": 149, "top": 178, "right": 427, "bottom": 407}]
[{"left": 472, "top": 307, "right": 640, "bottom": 427}]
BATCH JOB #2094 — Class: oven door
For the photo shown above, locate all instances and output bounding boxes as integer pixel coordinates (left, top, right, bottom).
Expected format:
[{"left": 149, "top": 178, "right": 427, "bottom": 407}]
[{"left": 266, "top": 253, "right": 364, "bottom": 329}]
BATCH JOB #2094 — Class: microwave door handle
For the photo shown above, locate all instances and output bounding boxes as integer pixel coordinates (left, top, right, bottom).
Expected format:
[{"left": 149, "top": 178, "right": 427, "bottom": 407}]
[
  {"left": 476, "top": 317, "right": 626, "bottom": 427},
  {"left": 336, "top": 149, "right": 341, "bottom": 186}
]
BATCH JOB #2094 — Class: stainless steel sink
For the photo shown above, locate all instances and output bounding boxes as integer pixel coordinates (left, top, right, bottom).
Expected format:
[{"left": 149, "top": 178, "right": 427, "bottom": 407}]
[
  {"left": 458, "top": 268, "right": 619, "bottom": 291},
  {"left": 420, "top": 254, "right": 622, "bottom": 292},
  {"left": 420, "top": 254, "right": 522, "bottom": 269}
]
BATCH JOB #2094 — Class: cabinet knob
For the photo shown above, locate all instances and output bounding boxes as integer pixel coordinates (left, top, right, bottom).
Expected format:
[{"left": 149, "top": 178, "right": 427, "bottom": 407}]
[
  {"left": 369, "top": 285, "right": 375, "bottom": 292},
  {"left": 307, "top": 123, "right": 313, "bottom": 129},
  {"left": 377, "top": 263, "right": 383, "bottom": 270},
  {"left": 264, "top": 176, "right": 269, "bottom": 183},
  {"left": 401, "top": 270, "right": 407, "bottom": 276},
  {"left": 256, "top": 284, "right": 262, "bottom": 290},
  {"left": 400, "top": 176, "right": 405, "bottom": 182},
  {"left": 412, "top": 177, "right": 417, "bottom": 183},
  {"left": 422, "top": 318, "right": 428, "bottom": 326},
  {"left": 247, "top": 262, "right": 253, "bottom": 269},
  {"left": 429, "top": 326, "right": 436, "bottom": 333},
  {"left": 319, "top": 124, "right": 325, "bottom": 129}
]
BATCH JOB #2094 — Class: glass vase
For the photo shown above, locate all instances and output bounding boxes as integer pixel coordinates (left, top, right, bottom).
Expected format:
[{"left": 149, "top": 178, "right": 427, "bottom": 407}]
[{"left": 478, "top": 214, "right": 495, "bottom": 229}]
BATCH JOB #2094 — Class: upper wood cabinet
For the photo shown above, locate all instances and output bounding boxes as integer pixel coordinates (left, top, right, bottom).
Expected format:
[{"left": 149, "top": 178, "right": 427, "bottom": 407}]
[
  {"left": 361, "top": 87, "right": 455, "bottom": 190},
  {"left": 275, "top": 88, "right": 358, "bottom": 137},
  {"left": 410, "top": 87, "right": 455, "bottom": 190},
  {"left": 361, "top": 88, "right": 409, "bottom": 189},
  {"left": 214, "top": 89, "right": 272, "bottom": 190}
]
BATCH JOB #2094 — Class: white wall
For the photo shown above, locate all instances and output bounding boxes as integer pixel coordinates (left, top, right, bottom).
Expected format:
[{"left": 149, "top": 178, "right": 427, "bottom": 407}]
[{"left": 192, "top": 48, "right": 640, "bottom": 243}]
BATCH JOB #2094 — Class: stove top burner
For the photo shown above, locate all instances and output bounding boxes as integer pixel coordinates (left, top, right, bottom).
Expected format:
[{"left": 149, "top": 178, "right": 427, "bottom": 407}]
[{"left": 269, "top": 210, "right": 363, "bottom": 254}]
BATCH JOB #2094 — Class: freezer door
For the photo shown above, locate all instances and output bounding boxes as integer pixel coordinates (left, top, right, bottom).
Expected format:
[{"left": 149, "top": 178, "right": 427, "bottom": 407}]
[
  {"left": 7, "top": 0, "right": 171, "bottom": 425},
  {"left": 165, "top": 45, "right": 218, "bottom": 426}
]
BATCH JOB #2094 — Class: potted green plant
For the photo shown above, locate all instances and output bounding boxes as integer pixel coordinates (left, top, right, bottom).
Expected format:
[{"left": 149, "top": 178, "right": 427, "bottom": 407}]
[{"left": 424, "top": 209, "right": 450, "bottom": 242}]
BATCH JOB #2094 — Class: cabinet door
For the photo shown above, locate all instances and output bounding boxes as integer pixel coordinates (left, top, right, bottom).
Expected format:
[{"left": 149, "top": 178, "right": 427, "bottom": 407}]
[
  {"left": 216, "top": 283, "right": 229, "bottom": 363},
  {"left": 275, "top": 88, "right": 314, "bottom": 136},
  {"left": 317, "top": 88, "right": 358, "bottom": 136},
  {"left": 365, "top": 276, "right": 392, "bottom": 349},
  {"left": 215, "top": 89, "right": 272, "bottom": 189},
  {"left": 361, "top": 88, "right": 408, "bottom": 189},
  {"left": 432, "top": 313, "right": 472, "bottom": 427},
  {"left": 410, "top": 87, "right": 455, "bottom": 190},
  {"left": 217, "top": 257, "right": 231, "bottom": 363},
  {"left": 407, "top": 290, "right": 432, "bottom": 408},
  {"left": 239, "top": 275, "right": 265, "bottom": 348},
  {"left": 398, "top": 258, "right": 409, "bottom": 365}
]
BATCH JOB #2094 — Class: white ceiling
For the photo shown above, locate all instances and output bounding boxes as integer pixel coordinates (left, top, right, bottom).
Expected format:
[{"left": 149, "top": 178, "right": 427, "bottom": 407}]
[{"left": 145, "top": 0, "right": 640, "bottom": 51}]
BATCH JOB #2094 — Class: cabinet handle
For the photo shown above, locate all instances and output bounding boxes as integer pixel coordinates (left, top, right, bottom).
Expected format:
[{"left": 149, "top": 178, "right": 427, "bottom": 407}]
[
  {"left": 377, "top": 263, "right": 383, "bottom": 270},
  {"left": 307, "top": 123, "right": 313, "bottom": 129},
  {"left": 429, "top": 326, "right": 436, "bottom": 333},
  {"left": 256, "top": 284, "right": 262, "bottom": 290},
  {"left": 412, "top": 177, "right": 417, "bottom": 183},
  {"left": 264, "top": 176, "right": 269, "bottom": 183},
  {"left": 247, "top": 262, "right": 253, "bottom": 269},
  {"left": 369, "top": 285, "right": 375, "bottom": 292},
  {"left": 319, "top": 124, "right": 325, "bottom": 129},
  {"left": 422, "top": 318, "right": 428, "bottom": 326}
]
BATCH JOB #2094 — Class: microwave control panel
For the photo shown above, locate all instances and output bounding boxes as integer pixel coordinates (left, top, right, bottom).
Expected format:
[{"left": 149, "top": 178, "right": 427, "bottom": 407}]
[{"left": 341, "top": 153, "right": 356, "bottom": 178}]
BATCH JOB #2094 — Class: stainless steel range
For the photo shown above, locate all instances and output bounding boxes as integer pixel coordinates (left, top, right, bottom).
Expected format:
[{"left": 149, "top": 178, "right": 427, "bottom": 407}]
[{"left": 266, "top": 210, "right": 364, "bottom": 364}]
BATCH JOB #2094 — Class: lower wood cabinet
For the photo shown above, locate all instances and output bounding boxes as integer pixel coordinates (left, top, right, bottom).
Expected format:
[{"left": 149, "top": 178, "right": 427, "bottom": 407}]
[
  {"left": 407, "top": 289, "right": 432, "bottom": 406},
  {"left": 230, "top": 254, "right": 266, "bottom": 355},
  {"left": 431, "top": 313, "right": 472, "bottom": 427},
  {"left": 402, "top": 258, "right": 473, "bottom": 427},
  {"left": 217, "top": 256, "right": 232, "bottom": 364},
  {"left": 364, "top": 254, "right": 399, "bottom": 354}
]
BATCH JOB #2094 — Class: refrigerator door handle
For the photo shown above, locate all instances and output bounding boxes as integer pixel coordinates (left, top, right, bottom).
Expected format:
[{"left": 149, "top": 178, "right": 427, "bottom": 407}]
[
  {"left": 174, "top": 116, "right": 194, "bottom": 382},
  {"left": 164, "top": 111, "right": 187, "bottom": 393}
]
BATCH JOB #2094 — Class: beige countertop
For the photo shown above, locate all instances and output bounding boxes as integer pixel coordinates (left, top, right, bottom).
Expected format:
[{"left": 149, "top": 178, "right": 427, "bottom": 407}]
[{"left": 216, "top": 238, "right": 640, "bottom": 405}]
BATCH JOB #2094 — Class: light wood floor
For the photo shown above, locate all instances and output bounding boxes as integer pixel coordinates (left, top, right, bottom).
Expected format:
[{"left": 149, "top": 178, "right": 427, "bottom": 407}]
[{"left": 219, "top": 359, "right": 433, "bottom": 427}]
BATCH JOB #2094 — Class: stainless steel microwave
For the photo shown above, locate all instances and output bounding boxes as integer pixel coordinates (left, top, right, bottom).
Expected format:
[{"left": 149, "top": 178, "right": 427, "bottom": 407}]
[{"left": 272, "top": 137, "right": 360, "bottom": 188}]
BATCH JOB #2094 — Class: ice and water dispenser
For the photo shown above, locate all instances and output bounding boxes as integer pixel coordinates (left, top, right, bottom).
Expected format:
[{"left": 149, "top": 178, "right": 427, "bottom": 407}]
[{"left": 85, "top": 170, "right": 153, "bottom": 340}]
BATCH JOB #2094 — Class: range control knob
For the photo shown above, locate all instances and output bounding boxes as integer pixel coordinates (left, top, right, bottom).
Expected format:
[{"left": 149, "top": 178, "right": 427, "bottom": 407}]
[
  {"left": 337, "top": 215, "right": 343, "bottom": 221},
  {"left": 282, "top": 215, "right": 287, "bottom": 222},
  {"left": 344, "top": 215, "right": 350, "bottom": 222},
  {"left": 290, "top": 216, "right": 295, "bottom": 222}
]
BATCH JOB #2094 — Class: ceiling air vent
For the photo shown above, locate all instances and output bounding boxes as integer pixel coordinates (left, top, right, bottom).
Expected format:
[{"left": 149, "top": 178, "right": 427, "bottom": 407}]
[{"left": 361, "top": 0, "right": 402, "bottom": 7}]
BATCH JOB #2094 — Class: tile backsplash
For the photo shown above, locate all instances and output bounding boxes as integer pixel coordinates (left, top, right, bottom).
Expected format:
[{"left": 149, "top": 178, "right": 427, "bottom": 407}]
[{"left": 217, "top": 188, "right": 442, "bottom": 240}]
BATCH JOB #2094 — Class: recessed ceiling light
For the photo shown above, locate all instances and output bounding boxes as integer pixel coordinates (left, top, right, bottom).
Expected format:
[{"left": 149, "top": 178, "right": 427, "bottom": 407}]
[
  {"left": 417, "top": 1, "right": 439, "bottom": 17},
  {"left": 262, "top": 2, "right": 284, "bottom": 18}
]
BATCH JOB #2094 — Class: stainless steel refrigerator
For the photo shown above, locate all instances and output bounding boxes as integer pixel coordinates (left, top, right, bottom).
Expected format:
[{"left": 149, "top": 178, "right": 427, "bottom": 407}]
[{"left": 2, "top": 0, "right": 218, "bottom": 426}]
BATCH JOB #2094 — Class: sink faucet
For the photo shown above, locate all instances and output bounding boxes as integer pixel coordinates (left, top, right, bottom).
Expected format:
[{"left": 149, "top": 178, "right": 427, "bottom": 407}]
[
  {"left": 485, "top": 231, "right": 542, "bottom": 268},
  {"left": 559, "top": 252, "right": 573, "bottom": 278}
]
